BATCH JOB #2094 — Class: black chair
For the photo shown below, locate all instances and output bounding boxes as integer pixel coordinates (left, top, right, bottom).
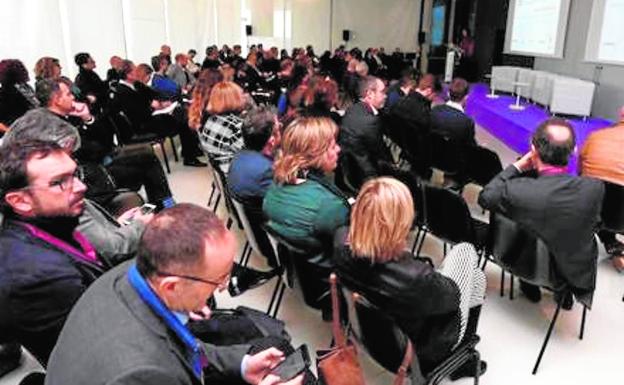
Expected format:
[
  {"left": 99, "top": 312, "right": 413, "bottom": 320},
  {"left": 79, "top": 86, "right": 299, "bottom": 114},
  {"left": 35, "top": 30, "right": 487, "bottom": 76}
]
[
  {"left": 18, "top": 373, "right": 45, "bottom": 385},
  {"left": 205, "top": 156, "right": 243, "bottom": 231},
  {"left": 413, "top": 183, "right": 488, "bottom": 256},
  {"left": 465, "top": 146, "right": 503, "bottom": 187},
  {"left": 107, "top": 110, "right": 173, "bottom": 173},
  {"left": 262, "top": 226, "right": 332, "bottom": 319},
  {"left": 335, "top": 152, "right": 361, "bottom": 196},
  {"left": 430, "top": 133, "right": 468, "bottom": 187},
  {"left": 487, "top": 212, "right": 590, "bottom": 375},
  {"left": 601, "top": 181, "right": 624, "bottom": 232},
  {"left": 341, "top": 284, "right": 482, "bottom": 385}
]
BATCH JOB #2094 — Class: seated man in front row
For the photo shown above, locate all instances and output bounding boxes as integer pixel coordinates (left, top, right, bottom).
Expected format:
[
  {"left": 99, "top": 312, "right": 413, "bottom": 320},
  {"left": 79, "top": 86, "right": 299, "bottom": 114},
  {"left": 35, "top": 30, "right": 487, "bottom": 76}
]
[
  {"left": 479, "top": 118, "right": 604, "bottom": 309},
  {"left": 46, "top": 204, "right": 302, "bottom": 385},
  {"left": 430, "top": 77, "right": 477, "bottom": 147}
]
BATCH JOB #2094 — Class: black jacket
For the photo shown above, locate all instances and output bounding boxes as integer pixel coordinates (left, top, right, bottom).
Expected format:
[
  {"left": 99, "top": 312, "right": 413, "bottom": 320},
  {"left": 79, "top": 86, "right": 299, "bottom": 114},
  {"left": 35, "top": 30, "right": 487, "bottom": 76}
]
[
  {"left": 479, "top": 166, "right": 604, "bottom": 304},
  {"left": 430, "top": 104, "right": 477, "bottom": 146},
  {"left": 333, "top": 227, "right": 460, "bottom": 370},
  {"left": 339, "top": 101, "right": 392, "bottom": 189}
]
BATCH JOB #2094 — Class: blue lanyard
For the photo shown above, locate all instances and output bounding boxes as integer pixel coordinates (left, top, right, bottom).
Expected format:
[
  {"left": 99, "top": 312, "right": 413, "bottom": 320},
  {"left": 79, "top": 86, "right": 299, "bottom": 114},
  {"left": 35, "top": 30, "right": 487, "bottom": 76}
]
[{"left": 127, "top": 263, "right": 203, "bottom": 378}]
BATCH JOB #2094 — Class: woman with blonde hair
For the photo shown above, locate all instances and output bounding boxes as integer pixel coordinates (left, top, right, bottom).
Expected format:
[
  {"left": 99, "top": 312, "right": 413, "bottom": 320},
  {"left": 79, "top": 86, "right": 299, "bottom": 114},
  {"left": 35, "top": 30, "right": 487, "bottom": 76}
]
[
  {"left": 198, "top": 80, "right": 246, "bottom": 172},
  {"left": 263, "top": 116, "right": 349, "bottom": 254},
  {"left": 334, "top": 177, "right": 486, "bottom": 380},
  {"left": 34, "top": 57, "right": 62, "bottom": 80}
]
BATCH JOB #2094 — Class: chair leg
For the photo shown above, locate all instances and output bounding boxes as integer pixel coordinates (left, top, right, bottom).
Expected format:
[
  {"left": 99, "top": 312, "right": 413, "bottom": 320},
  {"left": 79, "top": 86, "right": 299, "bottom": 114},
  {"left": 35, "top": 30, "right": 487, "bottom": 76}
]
[
  {"left": 579, "top": 305, "right": 587, "bottom": 340},
  {"left": 412, "top": 228, "right": 422, "bottom": 254},
  {"left": 170, "top": 136, "right": 179, "bottom": 162},
  {"left": 416, "top": 229, "right": 428, "bottom": 257},
  {"left": 443, "top": 243, "right": 447, "bottom": 256},
  {"left": 226, "top": 217, "right": 233, "bottom": 230},
  {"left": 212, "top": 193, "right": 221, "bottom": 212},
  {"left": 473, "top": 350, "right": 481, "bottom": 385},
  {"left": 509, "top": 275, "right": 515, "bottom": 300},
  {"left": 207, "top": 182, "right": 216, "bottom": 206},
  {"left": 238, "top": 242, "right": 249, "bottom": 266},
  {"left": 267, "top": 279, "right": 286, "bottom": 318},
  {"left": 500, "top": 269, "right": 505, "bottom": 297},
  {"left": 159, "top": 142, "right": 171, "bottom": 174},
  {"left": 532, "top": 301, "right": 563, "bottom": 375}
]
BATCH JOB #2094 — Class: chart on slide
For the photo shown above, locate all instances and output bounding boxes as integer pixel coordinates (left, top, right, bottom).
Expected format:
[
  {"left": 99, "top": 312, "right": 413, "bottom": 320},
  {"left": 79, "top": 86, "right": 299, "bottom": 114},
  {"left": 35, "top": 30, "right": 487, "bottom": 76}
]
[
  {"left": 510, "top": 0, "right": 562, "bottom": 55},
  {"left": 597, "top": 0, "right": 624, "bottom": 62}
]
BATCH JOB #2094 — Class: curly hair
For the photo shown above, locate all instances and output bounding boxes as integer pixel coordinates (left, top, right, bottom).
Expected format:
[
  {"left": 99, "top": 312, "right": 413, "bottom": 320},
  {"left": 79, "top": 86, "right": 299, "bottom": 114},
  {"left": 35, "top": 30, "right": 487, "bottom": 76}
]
[
  {"left": 302, "top": 75, "right": 338, "bottom": 111},
  {"left": 0, "top": 59, "right": 29, "bottom": 85},
  {"left": 34, "top": 57, "right": 61, "bottom": 81},
  {"left": 273, "top": 116, "right": 338, "bottom": 184},
  {"left": 188, "top": 69, "right": 223, "bottom": 130}
]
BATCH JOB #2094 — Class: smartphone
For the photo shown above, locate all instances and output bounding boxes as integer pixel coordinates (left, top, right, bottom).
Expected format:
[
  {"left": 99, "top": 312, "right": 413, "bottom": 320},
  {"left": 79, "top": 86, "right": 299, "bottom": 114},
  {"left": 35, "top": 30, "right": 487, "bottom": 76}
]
[
  {"left": 139, "top": 203, "right": 156, "bottom": 215},
  {"left": 271, "top": 345, "right": 310, "bottom": 381}
]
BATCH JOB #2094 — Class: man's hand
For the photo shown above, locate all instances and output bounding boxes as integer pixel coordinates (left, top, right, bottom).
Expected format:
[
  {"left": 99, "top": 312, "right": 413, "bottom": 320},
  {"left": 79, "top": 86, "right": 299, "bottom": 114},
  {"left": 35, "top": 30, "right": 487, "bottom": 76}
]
[
  {"left": 513, "top": 150, "right": 535, "bottom": 172},
  {"left": 189, "top": 305, "right": 211, "bottom": 321},
  {"left": 117, "top": 207, "right": 154, "bottom": 225},
  {"left": 0, "top": 123, "right": 9, "bottom": 133},
  {"left": 258, "top": 374, "right": 304, "bottom": 385},
  {"left": 69, "top": 101, "right": 93, "bottom": 122},
  {"left": 243, "top": 348, "right": 285, "bottom": 385}
]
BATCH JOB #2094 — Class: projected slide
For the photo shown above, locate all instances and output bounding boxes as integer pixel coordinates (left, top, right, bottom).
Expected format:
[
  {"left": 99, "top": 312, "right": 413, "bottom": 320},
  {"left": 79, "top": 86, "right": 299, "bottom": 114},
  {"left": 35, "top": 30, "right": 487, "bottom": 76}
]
[
  {"left": 510, "top": 0, "right": 561, "bottom": 55},
  {"left": 597, "top": 0, "right": 624, "bottom": 62}
]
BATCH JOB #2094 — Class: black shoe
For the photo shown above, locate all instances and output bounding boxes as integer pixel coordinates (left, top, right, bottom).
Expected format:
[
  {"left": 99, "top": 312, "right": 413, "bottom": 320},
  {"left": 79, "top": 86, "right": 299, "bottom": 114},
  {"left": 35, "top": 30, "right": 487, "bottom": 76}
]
[
  {"left": 519, "top": 280, "right": 542, "bottom": 303},
  {"left": 0, "top": 343, "right": 21, "bottom": 377},
  {"left": 228, "top": 264, "right": 280, "bottom": 296},
  {"left": 605, "top": 240, "right": 624, "bottom": 256},
  {"left": 183, "top": 158, "right": 208, "bottom": 167},
  {"left": 449, "top": 358, "right": 487, "bottom": 381},
  {"left": 554, "top": 291, "right": 574, "bottom": 310}
]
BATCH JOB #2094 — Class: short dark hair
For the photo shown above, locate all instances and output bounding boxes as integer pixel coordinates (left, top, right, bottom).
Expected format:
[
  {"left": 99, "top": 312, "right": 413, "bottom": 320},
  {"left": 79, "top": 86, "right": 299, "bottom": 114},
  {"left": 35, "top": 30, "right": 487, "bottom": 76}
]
[
  {"left": 449, "top": 78, "right": 469, "bottom": 102},
  {"left": 242, "top": 106, "right": 276, "bottom": 151},
  {"left": 188, "top": 49, "right": 197, "bottom": 56},
  {"left": 0, "top": 59, "right": 29, "bottom": 85},
  {"left": 0, "top": 140, "right": 63, "bottom": 214},
  {"left": 398, "top": 67, "right": 418, "bottom": 87},
  {"left": 74, "top": 52, "right": 90, "bottom": 67},
  {"left": 136, "top": 203, "right": 228, "bottom": 277},
  {"left": 35, "top": 77, "right": 71, "bottom": 107},
  {"left": 532, "top": 118, "right": 576, "bottom": 166}
]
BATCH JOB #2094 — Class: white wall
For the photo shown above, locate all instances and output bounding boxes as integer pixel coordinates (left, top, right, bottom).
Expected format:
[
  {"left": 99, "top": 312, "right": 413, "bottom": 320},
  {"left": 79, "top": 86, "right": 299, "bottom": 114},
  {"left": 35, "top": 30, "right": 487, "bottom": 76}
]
[{"left": 533, "top": 0, "right": 624, "bottom": 121}]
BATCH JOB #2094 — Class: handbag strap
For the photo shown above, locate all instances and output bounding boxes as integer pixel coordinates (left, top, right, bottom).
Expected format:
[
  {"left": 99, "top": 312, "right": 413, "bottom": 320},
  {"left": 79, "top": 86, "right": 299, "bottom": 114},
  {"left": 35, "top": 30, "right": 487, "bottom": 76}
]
[
  {"left": 329, "top": 273, "right": 347, "bottom": 347},
  {"left": 394, "top": 340, "right": 414, "bottom": 385}
]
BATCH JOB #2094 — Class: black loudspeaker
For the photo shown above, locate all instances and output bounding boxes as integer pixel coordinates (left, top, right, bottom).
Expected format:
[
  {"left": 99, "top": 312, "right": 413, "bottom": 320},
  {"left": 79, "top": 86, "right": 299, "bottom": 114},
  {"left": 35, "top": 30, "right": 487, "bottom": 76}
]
[
  {"left": 418, "top": 31, "right": 426, "bottom": 44},
  {"left": 342, "top": 30, "right": 350, "bottom": 42},
  {"left": 246, "top": 25, "right": 252, "bottom": 36}
]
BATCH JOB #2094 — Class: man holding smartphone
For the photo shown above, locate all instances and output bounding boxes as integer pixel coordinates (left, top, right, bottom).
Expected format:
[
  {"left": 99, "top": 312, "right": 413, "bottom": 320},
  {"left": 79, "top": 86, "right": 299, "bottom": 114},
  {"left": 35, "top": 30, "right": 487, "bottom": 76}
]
[{"left": 46, "top": 204, "right": 304, "bottom": 385}]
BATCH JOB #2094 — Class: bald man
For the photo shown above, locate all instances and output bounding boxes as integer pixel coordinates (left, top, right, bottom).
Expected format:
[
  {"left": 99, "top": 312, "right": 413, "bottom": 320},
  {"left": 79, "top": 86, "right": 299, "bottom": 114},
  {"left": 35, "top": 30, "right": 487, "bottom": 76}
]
[
  {"left": 580, "top": 106, "right": 624, "bottom": 270},
  {"left": 479, "top": 118, "right": 604, "bottom": 309}
]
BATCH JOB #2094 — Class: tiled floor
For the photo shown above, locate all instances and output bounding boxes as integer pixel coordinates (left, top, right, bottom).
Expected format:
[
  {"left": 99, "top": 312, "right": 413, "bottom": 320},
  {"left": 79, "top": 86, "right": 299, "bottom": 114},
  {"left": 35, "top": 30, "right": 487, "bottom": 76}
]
[{"left": 2, "top": 125, "right": 623, "bottom": 385}]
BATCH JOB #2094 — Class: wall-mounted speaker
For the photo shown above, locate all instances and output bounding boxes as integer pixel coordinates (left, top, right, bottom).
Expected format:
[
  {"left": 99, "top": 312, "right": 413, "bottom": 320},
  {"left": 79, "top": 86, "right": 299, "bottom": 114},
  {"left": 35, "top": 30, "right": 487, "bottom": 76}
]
[
  {"left": 245, "top": 25, "right": 252, "bottom": 36},
  {"left": 342, "top": 29, "right": 351, "bottom": 42}
]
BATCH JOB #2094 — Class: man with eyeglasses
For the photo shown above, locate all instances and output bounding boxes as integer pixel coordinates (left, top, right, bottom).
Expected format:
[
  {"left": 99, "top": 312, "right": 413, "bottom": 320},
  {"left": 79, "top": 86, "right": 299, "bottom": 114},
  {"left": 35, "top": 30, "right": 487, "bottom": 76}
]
[
  {"left": 0, "top": 139, "right": 112, "bottom": 365},
  {"left": 46, "top": 204, "right": 303, "bottom": 385}
]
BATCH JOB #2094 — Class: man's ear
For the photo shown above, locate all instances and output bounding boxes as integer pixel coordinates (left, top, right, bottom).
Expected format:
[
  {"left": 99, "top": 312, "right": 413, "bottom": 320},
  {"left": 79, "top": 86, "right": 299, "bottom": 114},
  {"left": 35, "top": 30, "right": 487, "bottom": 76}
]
[{"left": 4, "top": 191, "right": 34, "bottom": 216}]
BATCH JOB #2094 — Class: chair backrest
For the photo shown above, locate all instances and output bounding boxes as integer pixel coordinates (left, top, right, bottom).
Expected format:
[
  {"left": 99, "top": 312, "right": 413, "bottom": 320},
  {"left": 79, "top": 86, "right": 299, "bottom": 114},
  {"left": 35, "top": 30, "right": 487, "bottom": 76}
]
[
  {"left": 422, "top": 184, "right": 476, "bottom": 245},
  {"left": 230, "top": 198, "right": 278, "bottom": 267},
  {"left": 465, "top": 146, "right": 503, "bottom": 187},
  {"left": 206, "top": 156, "right": 239, "bottom": 220},
  {"left": 335, "top": 151, "right": 362, "bottom": 195},
  {"left": 430, "top": 133, "right": 464, "bottom": 175},
  {"left": 341, "top": 286, "right": 408, "bottom": 373},
  {"left": 601, "top": 181, "right": 624, "bottom": 233},
  {"left": 488, "top": 212, "right": 566, "bottom": 291}
]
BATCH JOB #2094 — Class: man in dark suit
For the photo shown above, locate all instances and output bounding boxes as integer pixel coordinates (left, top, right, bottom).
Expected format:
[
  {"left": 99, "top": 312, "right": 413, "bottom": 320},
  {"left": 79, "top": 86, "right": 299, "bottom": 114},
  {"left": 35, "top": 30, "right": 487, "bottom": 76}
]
[
  {"left": 431, "top": 77, "right": 477, "bottom": 146},
  {"left": 46, "top": 204, "right": 303, "bottom": 385},
  {"left": 479, "top": 118, "right": 604, "bottom": 308},
  {"left": 385, "top": 73, "right": 436, "bottom": 179},
  {"left": 339, "top": 76, "right": 392, "bottom": 190}
]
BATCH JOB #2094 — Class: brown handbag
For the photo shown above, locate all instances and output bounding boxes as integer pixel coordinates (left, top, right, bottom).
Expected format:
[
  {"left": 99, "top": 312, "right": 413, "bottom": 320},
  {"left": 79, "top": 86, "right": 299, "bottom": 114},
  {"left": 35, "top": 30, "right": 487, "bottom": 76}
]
[
  {"left": 317, "top": 274, "right": 366, "bottom": 385},
  {"left": 318, "top": 274, "right": 415, "bottom": 385}
]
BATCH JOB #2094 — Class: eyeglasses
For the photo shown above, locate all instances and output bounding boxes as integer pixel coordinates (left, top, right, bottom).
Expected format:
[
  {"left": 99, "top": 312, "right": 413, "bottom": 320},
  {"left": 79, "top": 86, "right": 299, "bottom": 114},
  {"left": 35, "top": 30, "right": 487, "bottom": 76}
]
[
  {"left": 154, "top": 271, "right": 230, "bottom": 288},
  {"left": 21, "top": 169, "right": 82, "bottom": 193}
]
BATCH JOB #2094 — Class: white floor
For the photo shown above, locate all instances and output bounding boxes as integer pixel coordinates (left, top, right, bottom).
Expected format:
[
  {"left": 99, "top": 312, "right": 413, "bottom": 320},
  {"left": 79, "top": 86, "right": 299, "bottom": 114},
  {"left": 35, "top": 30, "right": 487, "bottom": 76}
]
[{"left": 2, "top": 125, "right": 623, "bottom": 385}]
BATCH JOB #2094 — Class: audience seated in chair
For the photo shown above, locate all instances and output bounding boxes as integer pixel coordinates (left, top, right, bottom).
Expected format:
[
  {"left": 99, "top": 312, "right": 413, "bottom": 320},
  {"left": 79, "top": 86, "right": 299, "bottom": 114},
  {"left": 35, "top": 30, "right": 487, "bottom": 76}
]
[
  {"left": 430, "top": 77, "right": 476, "bottom": 147},
  {"left": 167, "top": 53, "right": 196, "bottom": 92},
  {"left": 228, "top": 106, "right": 280, "bottom": 215},
  {"left": 7, "top": 77, "right": 176, "bottom": 211},
  {"left": 0, "top": 140, "right": 117, "bottom": 365},
  {"left": 196, "top": 81, "right": 247, "bottom": 172},
  {"left": 580, "top": 105, "right": 624, "bottom": 271},
  {"left": 0, "top": 59, "right": 40, "bottom": 129},
  {"left": 334, "top": 177, "right": 486, "bottom": 378},
  {"left": 73, "top": 52, "right": 107, "bottom": 114},
  {"left": 263, "top": 116, "right": 349, "bottom": 257},
  {"left": 479, "top": 118, "right": 604, "bottom": 309},
  {"left": 45, "top": 203, "right": 304, "bottom": 385}
]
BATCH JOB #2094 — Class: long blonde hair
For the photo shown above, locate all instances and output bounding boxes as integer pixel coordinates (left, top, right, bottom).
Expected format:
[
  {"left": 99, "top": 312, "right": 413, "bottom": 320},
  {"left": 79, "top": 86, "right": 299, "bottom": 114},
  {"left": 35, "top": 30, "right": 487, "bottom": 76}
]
[
  {"left": 273, "top": 117, "right": 338, "bottom": 184},
  {"left": 348, "top": 177, "right": 414, "bottom": 262}
]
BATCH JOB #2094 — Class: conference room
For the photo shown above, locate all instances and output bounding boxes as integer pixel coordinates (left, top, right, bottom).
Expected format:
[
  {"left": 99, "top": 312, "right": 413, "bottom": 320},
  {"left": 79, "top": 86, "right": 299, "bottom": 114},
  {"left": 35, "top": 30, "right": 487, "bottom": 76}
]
[{"left": 1, "top": 0, "right": 623, "bottom": 384}]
